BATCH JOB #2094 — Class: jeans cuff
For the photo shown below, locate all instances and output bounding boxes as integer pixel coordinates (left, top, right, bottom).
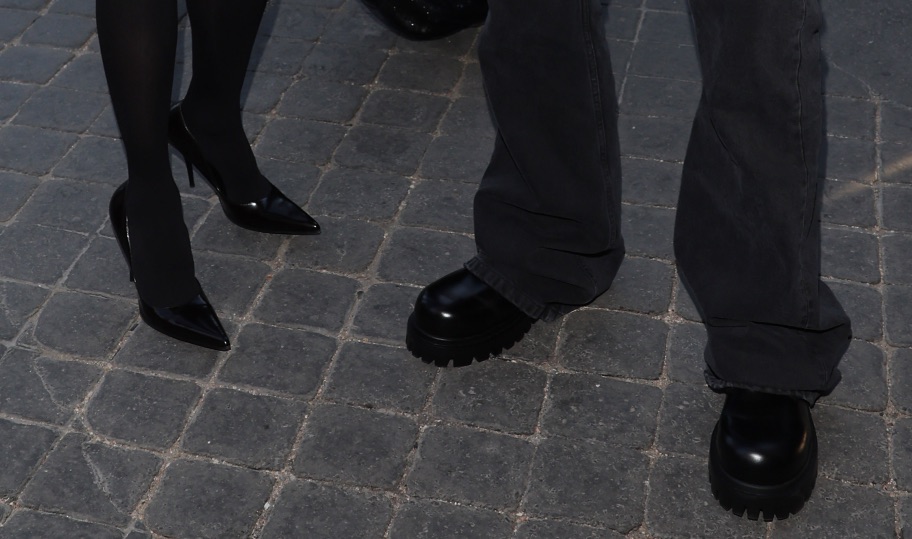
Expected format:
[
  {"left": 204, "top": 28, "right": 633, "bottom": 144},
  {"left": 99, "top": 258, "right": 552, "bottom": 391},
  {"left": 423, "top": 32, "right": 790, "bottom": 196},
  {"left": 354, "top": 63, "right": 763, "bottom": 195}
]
[
  {"left": 703, "top": 368, "right": 839, "bottom": 406},
  {"left": 465, "top": 254, "right": 572, "bottom": 322}
]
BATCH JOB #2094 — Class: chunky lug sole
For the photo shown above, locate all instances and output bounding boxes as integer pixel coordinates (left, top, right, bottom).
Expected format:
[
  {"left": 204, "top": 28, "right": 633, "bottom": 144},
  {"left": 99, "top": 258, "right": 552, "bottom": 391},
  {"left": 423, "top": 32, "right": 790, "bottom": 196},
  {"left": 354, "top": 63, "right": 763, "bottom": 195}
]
[
  {"left": 405, "top": 312, "right": 534, "bottom": 367},
  {"left": 709, "top": 422, "right": 818, "bottom": 521}
]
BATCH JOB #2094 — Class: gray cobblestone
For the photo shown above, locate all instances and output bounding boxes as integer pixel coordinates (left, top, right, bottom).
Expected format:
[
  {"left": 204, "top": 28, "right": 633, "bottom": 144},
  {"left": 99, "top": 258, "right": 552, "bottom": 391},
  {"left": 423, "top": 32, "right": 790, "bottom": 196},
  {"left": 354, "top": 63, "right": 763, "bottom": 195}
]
[
  {"left": 0, "top": 510, "right": 123, "bottom": 539},
  {"left": 309, "top": 167, "right": 411, "bottom": 221},
  {"left": 770, "top": 478, "right": 894, "bottom": 538},
  {"left": 256, "top": 267, "right": 359, "bottom": 330},
  {"left": 816, "top": 404, "right": 889, "bottom": 484},
  {"left": 33, "top": 291, "right": 134, "bottom": 357},
  {"left": 514, "top": 519, "right": 621, "bottom": 539},
  {"left": 19, "top": 13, "right": 95, "bottom": 49},
  {"left": 655, "top": 382, "right": 723, "bottom": 457},
  {"left": 286, "top": 216, "right": 385, "bottom": 273},
  {"left": 400, "top": 179, "right": 476, "bottom": 234},
  {"left": 891, "top": 348, "right": 912, "bottom": 414},
  {"left": 377, "top": 227, "right": 476, "bottom": 285},
  {"left": 0, "top": 281, "right": 48, "bottom": 341},
  {"left": 559, "top": 309, "right": 668, "bottom": 378},
  {"left": 0, "top": 419, "right": 57, "bottom": 497},
  {"left": 389, "top": 500, "right": 513, "bottom": 539}
]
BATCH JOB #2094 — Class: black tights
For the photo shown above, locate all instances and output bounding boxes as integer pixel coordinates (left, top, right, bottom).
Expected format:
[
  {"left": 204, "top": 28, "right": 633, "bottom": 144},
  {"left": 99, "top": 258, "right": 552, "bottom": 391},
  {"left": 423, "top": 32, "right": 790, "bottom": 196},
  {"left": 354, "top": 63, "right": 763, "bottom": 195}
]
[{"left": 96, "top": 0, "right": 268, "bottom": 307}]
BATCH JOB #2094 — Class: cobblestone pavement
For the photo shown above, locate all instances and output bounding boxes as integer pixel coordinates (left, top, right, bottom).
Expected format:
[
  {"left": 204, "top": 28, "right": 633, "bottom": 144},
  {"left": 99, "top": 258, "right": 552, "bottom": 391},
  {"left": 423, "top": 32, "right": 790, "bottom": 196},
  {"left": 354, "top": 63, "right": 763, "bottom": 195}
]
[{"left": 0, "top": 0, "right": 910, "bottom": 537}]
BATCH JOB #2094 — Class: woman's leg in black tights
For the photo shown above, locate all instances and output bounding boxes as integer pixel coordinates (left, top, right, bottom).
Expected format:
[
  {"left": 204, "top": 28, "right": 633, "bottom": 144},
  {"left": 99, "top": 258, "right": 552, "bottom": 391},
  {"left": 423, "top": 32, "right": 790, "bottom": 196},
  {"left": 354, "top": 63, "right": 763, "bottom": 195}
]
[
  {"left": 97, "top": 0, "right": 199, "bottom": 307},
  {"left": 180, "top": 0, "right": 271, "bottom": 203}
]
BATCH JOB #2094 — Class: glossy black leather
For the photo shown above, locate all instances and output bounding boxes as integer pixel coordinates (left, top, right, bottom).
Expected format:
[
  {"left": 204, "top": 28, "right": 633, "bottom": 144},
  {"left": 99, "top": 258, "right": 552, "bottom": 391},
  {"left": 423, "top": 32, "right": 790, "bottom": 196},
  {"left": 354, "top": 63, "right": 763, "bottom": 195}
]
[
  {"left": 713, "top": 389, "right": 814, "bottom": 486},
  {"left": 110, "top": 183, "right": 231, "bottom": 351},
  {"left": 168, "top": 105, "right": 320, "bottom": 236},
  {"left": 360, "top": 0, "right": 487, "bottom": 40},
  {"left": 412, "top": 268, "right": 526, "bottom": 340}
]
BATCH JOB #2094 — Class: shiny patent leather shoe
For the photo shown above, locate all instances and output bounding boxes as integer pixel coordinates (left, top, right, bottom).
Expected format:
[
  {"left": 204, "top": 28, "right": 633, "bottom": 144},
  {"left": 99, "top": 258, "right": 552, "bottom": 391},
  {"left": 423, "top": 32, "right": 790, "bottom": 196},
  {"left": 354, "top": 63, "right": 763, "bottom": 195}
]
[
  {"left": 406, "top": 268, "right": 534, "bottom": 366},
  {"left": 110, "top": 184, "right": 231, "bottom": 351},
  {"left": 709, "top": 389, "right": 817, "bottom": 521},
  {"left": 360, "top": 0, "right": 488, "bottom": 41},
  {"left": 168, "top": 105, "right": 320, "bottom": 236}
]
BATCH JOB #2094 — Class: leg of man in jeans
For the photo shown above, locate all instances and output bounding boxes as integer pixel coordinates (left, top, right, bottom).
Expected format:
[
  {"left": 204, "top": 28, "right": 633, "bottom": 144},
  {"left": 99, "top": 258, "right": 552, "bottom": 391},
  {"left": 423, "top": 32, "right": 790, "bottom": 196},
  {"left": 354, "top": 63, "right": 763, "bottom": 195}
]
[{"left": 406, "top": 0, "right": 851, "bottom": 519}]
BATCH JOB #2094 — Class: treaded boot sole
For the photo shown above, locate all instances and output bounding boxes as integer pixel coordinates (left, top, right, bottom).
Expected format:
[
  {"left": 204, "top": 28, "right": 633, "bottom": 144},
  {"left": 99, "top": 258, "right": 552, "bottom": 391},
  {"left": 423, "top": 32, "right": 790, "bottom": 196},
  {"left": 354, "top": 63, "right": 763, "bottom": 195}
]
[
  {"left": 405, "top": 312, "right": 534, "bottom": 367},
  {"left": 708, "top": 423, "right": 817, "bottom": 521}
]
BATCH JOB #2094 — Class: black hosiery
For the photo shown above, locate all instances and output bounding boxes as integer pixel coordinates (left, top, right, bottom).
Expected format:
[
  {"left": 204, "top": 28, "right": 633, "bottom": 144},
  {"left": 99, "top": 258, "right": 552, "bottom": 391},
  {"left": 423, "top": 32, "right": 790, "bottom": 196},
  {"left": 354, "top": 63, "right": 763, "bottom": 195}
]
[
  {"left": 97, "top": 0, "right": 200, "bottom": 308},
  {"left": 180, "top": 0, "right": 271, "bottom": 204}
]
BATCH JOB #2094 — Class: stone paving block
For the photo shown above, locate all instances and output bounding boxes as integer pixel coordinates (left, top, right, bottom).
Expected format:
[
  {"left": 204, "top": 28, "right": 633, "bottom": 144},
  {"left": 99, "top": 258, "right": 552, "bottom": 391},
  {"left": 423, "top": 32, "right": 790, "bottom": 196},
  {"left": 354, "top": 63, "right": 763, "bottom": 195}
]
[
  {"left": 894, "top": 417, "right": 912, "bottom": 491},
  {"left": 655, "top": 382, "right": 723, "bottom": 457},
  {"left": 278, "top": 77, "right": 366, "bottom": 123},
  {"left": 542, "top": 373, "right": 662, "bottom": 448},
  {"left": 770, "top": 478, "right": 894, "bottom": 538},
  {"left": 621, "top": 204, "right": 676, "bottom": 260},
  {"left": 144, "top": 459, "right": 274, "bottom": 539},
  {"left": 0, "top": 502, "right": 8, "bottom": 522},
  {"left": 559, "top": 309, "right": 668, "bottom": 379},
  {"left": 822, "top": 65, "right": 869, "bottom": 101},
  {"left": 0, "top": 125, "right": 77, "bottom": 175},
  {"left": 0, "top": 281, "right": 47, "bottom": 340},
  {"left": 249, "top": 35, "right": 312, "bottom": 75},
  {"left": 319, "top": 0, "right": 396, "bottom": 49},
  {"left": 51, "top": 135, "right": 126, "bottom": 183},
  {"left": 400, "top": 179, "right": 475, "bottom": 234},
  {"left": 48, "top": 0, "right": 94, "bottom": 16},
  {"left": 86, "top": 370, "right": 200, "bottom": 449},
  {"left": 15, "top": 179, "right": 109, "bottom": 233},
  {"left": 113, "top": 323, "right": 224, "bottom": 378},
  {"left": 622, "top": 75, "right": 700, "bottom": 120},
  {"left": 646, "top": 455, "right": 766, "bottom": 538},
  {"left": 0, "top": 8, "right": 38, "bottom": 41},
  {"left": 301, "top": 41, "right": 388, "bottom": 85},
  {"left": 825, "top": 96, "right": 876, "bottom": 139},
  {"left": 619, "top": 115, "right": 691, "bottom": 162},
  {"left": 820, "top": 226, "right": 880, "bottom": 283},
  {"left": 592, "top": 256, "right": 674, "bottom": 314},
  {"left": 285, "top": 217, "right": 384, "bottom": 273},
  {"left": 0, "top": 348, "right": 101, "bottom": 424},
  {"left": 432, "top": 360, "right": 547, "bottom": 435},
  {"left": 884, "top": 233, "right": 912, "bottom": 285},
  {"left": 388, "top": 500, "right": 513, "bottom": 539},
  {"left": 335, "top": 124, "right": 432, "bottom": 175},
  {"left": 295, "top": 402, "right": 418, "bottom": 487},
  {"left": 882, "top": 101, "right": 912, "bottom": 144},
  {"left": 257, "top": 267, "right": 359, "bottom": 330},
  {"left": 378, "top": 52, "right": 464, "bottom": 94},
  {"left": 33, "top": 291, "right": 135, "bottom": 357},
  {"left": 455, "top": 61, "right": 484, "bottom": 98},
  {"left": 193, "top": 251, "right": 272, "bottom": 318},
  {"left": 0, "top": 0, "right": 50, "bottom": 7},
  {"left": 309, "top": 166, "right": 411, "bottom": 221},
  {"left": 350, "top": 283, "right": 416, "bottom": 343},
  {"left": 891, "top": 348, "right": 912, "bottom": 414},
  {"left": 501, "top": 317, "right": 558, "bottom": 363},
  {"left": 826, "top": 339, "right": 886, "bottom": 412},
  {"left": 821, "top": 178, "right": 876, "bottom": 228},
  {"left": 19, "top": 433, "right": 161, "bottom": 526},
  {"left": 220, "top": 323, "right": 337, "bottom": 397},
  {"left": 640, "top": 10, "right": 694, "bottom": 45},
  {"left": 192, "top": 211, "right": 285, "bottom": 261},
  {"left": 673, "top": 278, "right": 703, "bottom": 321},
  {"left": 260, "top": 479, "right": 392, "bottom": 539},
  {"left": 620, "top": 157, "right": 682, "bottom": 207},
  {"left": 360, "top": 89, "right": 450, "bottom": 132},
  {"left": 48, "top": 52, "right": 109, "bottom": 94},
  {"left": 19, "top": 13, "right": 95, "bottom": 49},
  {"left": 0, "top": 173, "right": 39, "bottom": 225},
  {"left": 377, "top": 227, "right": 476, "bottom": 285},
  {"left": 255, "top": 156, "right": 323, "bottom": 203},
  {"left": 885, "top": 284, "right": 912, "bottom": 346},
  {"left": 407, "top": 425, "right": 535, "bottom": 508},
  {"left": 604, "top": 4, "right": 639, "bottom": 41},
  {"left": 438, "top": 96, "right": 493, "bottom": 139},
  {"left": 0, "top": 419, "right": 57, "bottom": 497},
  {"left": 825, "top": 136, "right": 876, "bottom": 183},
  {"left": 666, "top": 321, "right": 707, "bottom": 385},
  {"left": 262, "top": 3, "right": 331, "bottom": 41},
  {"left": 325, "top": 341, "right": 436, "bottom": 413},
  {"left": 257, "top": 117, "right": 346, "bottom": 165},
  {"left": 0, "top": 80, "right": 36, "bottom": 123},
  {"left": 629, "top": 41, "right": 700, "bottom": 82},
  {"left": 0, "top": 45, "right": 72, "bottom": 84},
  {"left": 884, "top": 184, "right": 912, "bottom": 232},
  {"left": 815, "top": 404, "right": 888, "bottom": 485},
  {"left": 0, "top": 509, "right": 123, "bottom": 539},
  {"left": 514, "top": 519, "right": 621, "bottom": 539},
  {"left": 524, "top": 437, "right": 648, "bottom": 532},
  {"left": 239, "top": 71, "right": 293, "bottom": 115},
  {"left": 881, "top": 142, "right": 912, "bottom": 185},
  {"left": 419, "top": 132, "right": 491, "bottom": 182},
  {"left": 608, "top": 40, "right": 634, "bottom": 81},
  {"left": 182, "top": 388, "right": 305, "bottom": 469}
]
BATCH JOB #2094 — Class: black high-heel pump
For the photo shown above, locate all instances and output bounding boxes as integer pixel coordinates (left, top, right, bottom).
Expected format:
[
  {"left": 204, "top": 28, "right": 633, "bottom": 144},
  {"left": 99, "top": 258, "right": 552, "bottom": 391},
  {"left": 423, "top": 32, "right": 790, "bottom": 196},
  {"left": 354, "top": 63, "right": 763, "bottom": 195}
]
[
  {"left": 168, "top": 104, "right": 321, "bottom": 236},
  {"left": 109, "top": 183, "right": 231, "bottom": 351}
]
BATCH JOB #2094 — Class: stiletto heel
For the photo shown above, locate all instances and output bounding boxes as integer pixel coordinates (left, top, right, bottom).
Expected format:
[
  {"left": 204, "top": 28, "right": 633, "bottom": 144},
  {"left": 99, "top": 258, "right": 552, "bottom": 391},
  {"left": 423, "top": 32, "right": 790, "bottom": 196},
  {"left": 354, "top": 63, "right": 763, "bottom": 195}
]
[
  {"left": 109, "top": 183, "right": 231, "bottom": 351},
  {"left": 168, "top": 104, "right": 321, "bottom": 235}
]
